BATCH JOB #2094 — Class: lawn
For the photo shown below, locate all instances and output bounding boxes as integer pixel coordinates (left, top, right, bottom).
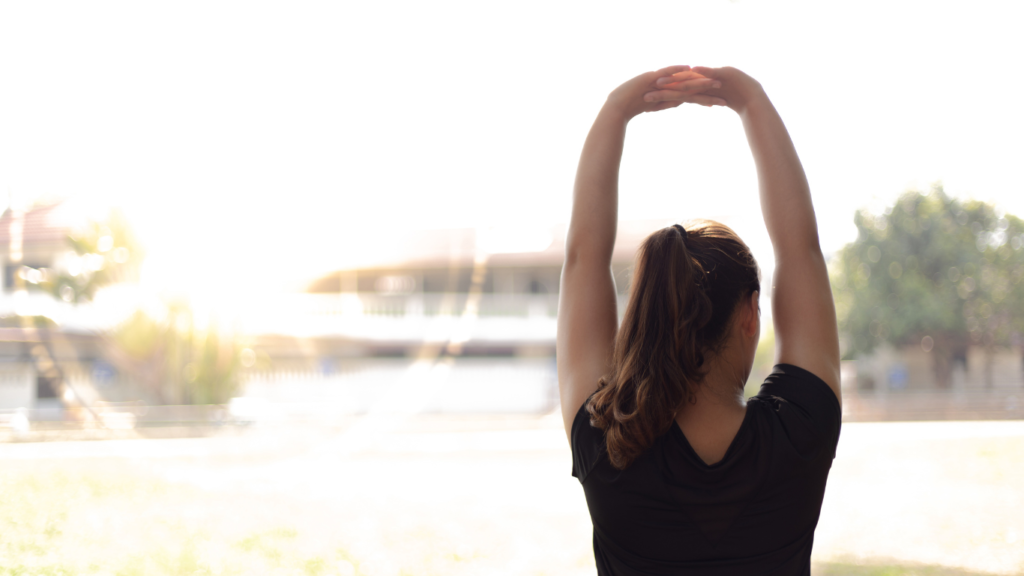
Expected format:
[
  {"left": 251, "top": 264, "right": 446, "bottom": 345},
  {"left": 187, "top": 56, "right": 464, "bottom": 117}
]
[{"left": 1, "top": 416, "right": 1022, "bottom": 575}]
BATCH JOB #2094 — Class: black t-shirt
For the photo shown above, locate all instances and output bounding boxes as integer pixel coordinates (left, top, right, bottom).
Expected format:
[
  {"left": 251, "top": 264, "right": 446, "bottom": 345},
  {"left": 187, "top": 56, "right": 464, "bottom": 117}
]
[{"left": 571, "top": 364, "right": 842, "bottom": 576}]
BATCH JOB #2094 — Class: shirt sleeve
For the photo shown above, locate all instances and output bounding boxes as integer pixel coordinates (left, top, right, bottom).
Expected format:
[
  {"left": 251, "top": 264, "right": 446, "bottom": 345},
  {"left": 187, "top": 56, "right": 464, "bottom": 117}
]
[
  {"left": 570, "top": 400, "right": 604, "bottom": 482},
  {"left": 753, "top": 364, "right": 842, "bottom": 459}
]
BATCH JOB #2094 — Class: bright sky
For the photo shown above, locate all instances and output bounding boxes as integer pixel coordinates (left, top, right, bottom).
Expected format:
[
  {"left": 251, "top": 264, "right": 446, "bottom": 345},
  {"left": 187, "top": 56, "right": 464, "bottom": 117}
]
[{"left": 1, "top": 1, "right": 1022, "bottom": 300}]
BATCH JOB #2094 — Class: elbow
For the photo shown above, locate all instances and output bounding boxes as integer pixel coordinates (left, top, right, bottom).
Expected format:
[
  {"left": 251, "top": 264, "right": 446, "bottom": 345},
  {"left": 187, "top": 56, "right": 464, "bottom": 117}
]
[
  {"left": 804, "top": 228, "right": 825, "bottom": 257},
  {"left": 789, "top": 219, "right": 823, "bottom": 253},
  {"left": 562, "top": 246, "right": 588, "bottom": 274},
  {"left": 773, "top": 230, "right": 826, "bottom": 264},
  {"left": 564, "top": 225, "right": 615, "bottom": 263},
  {"left": 563, "top": 238, "right": 613, "bottom": 271}
]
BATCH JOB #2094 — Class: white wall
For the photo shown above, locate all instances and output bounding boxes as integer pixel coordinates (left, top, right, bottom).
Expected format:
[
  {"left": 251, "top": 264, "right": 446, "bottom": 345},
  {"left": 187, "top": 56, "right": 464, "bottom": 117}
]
[
  {"left": 0, "top": 363, "right": 35, "bottom": 409},
  {"left": 857, "top": 345, "right": 1024, "bottom": 391}
]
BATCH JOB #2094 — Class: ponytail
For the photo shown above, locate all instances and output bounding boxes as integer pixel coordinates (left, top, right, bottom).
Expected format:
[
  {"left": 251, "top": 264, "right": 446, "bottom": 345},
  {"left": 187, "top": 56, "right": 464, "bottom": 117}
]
[{"left": 586, "top": 220, "right": 759, "bottom": 469}]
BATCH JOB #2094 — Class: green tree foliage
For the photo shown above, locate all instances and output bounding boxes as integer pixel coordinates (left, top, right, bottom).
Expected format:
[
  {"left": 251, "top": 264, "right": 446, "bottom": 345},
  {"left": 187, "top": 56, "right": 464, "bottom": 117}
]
[
  {"left": 744, "top": 327, "right": 776, "bottom": 397},
  {"left": 39, "top": 209, "right": 144, "bottom": 303},
  {"left": 831, "top": 185, "right": 1024, "bottom": 386},
  {"left": 113, "top": 302, "right": 241, "bottom": 405},
  {"left": 15, "top": 205, "right": 241, "bottom": 405}
]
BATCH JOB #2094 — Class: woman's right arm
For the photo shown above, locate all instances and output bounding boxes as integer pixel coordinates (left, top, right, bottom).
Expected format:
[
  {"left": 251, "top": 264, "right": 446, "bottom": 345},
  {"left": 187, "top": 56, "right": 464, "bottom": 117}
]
[
  {"left": 557, "top": 67, "right": 724, "bottom": 438},
  {"left": 658, "top": 67, "right": 842, "bottom": 404}
]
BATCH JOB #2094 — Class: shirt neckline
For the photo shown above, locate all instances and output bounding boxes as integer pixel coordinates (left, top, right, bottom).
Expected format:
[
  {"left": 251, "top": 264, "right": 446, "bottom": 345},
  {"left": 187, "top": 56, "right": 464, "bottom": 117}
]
[{"left": 670, "top": 401, "right": 754, "bottom": 469}]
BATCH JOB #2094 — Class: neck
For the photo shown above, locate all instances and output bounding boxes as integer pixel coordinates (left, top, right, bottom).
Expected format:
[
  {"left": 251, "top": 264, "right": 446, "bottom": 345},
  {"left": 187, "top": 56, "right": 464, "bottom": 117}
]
[{"left": 683, "top": 349, "right": 749, "bottom": 414}]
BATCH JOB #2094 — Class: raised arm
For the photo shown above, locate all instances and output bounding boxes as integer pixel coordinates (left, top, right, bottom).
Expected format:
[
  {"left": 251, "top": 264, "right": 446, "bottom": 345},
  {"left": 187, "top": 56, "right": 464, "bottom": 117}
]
[
  {"left": 557, "top": 66, "right": 725, "bottom": 437},
  {"left": 695, "top": 66, "right": 841, "bottom": 404}
]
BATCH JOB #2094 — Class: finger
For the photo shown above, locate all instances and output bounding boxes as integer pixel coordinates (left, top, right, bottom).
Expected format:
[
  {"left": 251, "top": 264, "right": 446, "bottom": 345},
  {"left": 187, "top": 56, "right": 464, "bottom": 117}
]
[
  {"left": 644, "top": 90, "right": 681, "bottom": 103},
  {"left": 654, "top": 64, "right": 690, "bottom": 77},
  {"left": 684, "top": 94, "right": 729, "bottom": 107},
  {"left": 691, "top": 66, "right": 721, "bottom": 79},
  {"left": 643, "top": 81, "right": 720, "bottom": 102},
  {"left": 661, "top": 78, "right": 721, "bottom": 93},
  {"left": 655, "top": 70, "right": 706, "bottom": 86}
]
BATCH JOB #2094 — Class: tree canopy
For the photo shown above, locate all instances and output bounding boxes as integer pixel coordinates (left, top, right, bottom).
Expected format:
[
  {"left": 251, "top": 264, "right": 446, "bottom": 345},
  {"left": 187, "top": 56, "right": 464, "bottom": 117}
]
[
  {"left": 831, "top": 185, "right": 1024, "bottom": 386},
  {"left": 33, "top": 207, "right": 239, "bottom": 405},
  {"left": 38, "top": 208, "right": 144, "bottom": 303}
]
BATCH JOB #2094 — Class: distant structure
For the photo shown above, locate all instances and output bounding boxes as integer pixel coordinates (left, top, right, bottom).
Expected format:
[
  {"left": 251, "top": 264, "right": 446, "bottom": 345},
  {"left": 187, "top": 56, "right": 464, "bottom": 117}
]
[
  {"left": 0, "top": 202, "right": 78, "bottom": 294},
  {"left": 844, "top": 343, "right": 1024, "bottom": 420},
  {"left": 241, "top": 222, "right": 674, "bottom": 364},
  {"left": 0, "top": 202, "right": 106, "bottom": 417},
  {"left": 0, "top": 206, "right": 1019, "bottom": 423},
  {"left": 297, "top": 223, "right": 650, "bottom": 356},
  {"left": 233, "top": 223, "right": 648, "bottom": 415},
  {"left": 253, "top": 220, "right": 1024, "bottom": 421}
]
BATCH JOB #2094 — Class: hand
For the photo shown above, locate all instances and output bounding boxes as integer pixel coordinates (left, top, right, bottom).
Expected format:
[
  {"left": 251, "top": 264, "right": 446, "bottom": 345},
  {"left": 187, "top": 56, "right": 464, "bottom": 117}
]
[
  {"left": 676, "top": 66, "right": 765, "bottom": 114},
  {"left": 604, "top": 65, "right": 725, "bottom": 121}
]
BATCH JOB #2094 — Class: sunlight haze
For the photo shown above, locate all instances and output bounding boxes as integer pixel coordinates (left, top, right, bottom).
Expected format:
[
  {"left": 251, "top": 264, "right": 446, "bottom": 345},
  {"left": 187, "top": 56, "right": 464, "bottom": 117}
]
[{"left": 1, "top": 0, "right": 1021, "bottom": 299}]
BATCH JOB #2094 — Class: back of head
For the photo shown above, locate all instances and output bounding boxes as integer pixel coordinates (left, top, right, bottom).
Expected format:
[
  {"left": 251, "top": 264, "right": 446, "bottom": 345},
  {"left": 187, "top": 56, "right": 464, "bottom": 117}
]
[{"left": 586, "top": 220, "right": 760, "bottom": 469}]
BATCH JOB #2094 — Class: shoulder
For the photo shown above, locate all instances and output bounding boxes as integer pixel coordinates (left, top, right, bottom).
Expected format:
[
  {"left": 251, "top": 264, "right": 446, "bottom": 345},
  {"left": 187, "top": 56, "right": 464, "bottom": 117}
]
[
  {"left": 757, "top": 364, "right": 840, "bottom": 411},
  {"left": 749, "top": 364, "right": 842, "bottom": 457}
]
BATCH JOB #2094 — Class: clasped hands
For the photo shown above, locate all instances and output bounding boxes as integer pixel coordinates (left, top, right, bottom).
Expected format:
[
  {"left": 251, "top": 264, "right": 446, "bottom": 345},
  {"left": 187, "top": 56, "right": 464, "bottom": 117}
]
[{"left": 605, "top": 65, "right": 763, "bottom": 120}]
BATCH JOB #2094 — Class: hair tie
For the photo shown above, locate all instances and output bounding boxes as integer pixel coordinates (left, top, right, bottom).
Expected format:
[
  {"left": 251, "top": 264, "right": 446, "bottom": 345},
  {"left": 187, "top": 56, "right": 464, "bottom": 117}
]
[{"left": 672, "top": 224, "right": 687, "bottom": 239}]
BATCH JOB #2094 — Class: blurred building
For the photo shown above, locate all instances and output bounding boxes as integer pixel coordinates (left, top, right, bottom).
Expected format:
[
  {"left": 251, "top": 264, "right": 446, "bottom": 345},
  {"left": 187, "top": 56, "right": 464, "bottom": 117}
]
[
  {"left": 841, "top": 343, "right": 1024, "bottom": 420},
  {"left": 0, "top": 203, "right": 106, "bottom": 416},
  {"left": 234, "top": 223, "right": 659, "bottom": 415},
  {"left": 288, "top": 223, "right": 655, "bottom": 355},
  {"left": 235, "top": 220, "right": 1024, "bottom": 420},
  {"left": 2, "top": 207, "right": 1021, "bottom": 424}
]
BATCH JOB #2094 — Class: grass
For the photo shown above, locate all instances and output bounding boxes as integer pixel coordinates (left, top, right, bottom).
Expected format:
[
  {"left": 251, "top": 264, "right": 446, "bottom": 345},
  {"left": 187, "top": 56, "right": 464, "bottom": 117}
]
[
  {"left": 815, "top": 561, "right": 1003, "bottom": 576},
  {"left": 2, "top": 422, "right": 1020, "bottom": 576},
  {"left": 0, "top": 459, "right": 521, "bottom": 576},
  {"left": 0, "top": 469, "right": 367, "bottom": 575},
  {"left": 0, "top": 465, "right": 1004, "bottom": 576}
]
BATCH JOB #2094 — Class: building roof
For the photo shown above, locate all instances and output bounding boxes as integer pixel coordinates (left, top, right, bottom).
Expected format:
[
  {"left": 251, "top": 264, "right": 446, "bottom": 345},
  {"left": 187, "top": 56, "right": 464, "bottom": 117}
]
[
  {"left": 0, "top": 202, "right": 82, "bottom": 246},
  {"left": 330, "top": 219, "right": 689, "bottom": 272}
]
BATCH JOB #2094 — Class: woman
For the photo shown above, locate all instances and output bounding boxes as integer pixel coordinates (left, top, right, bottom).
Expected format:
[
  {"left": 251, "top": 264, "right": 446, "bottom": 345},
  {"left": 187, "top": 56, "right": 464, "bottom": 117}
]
[{"left": 557, "top": 65, "right": 842, "bottom": 575}]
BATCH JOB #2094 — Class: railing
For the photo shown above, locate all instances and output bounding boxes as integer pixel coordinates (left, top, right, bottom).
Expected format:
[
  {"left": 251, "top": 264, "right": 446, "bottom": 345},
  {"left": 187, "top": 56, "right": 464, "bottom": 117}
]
[
  {"left": 0, "top": 356, "right": 561, "bottom": 440},
  {"left": 841, "top": 388, "right": 1024, "bottom": 421},
  {"left": 0, "top": 292, "right": 616, "bottom": 337},
  {"left": 299, "top": 293, "right": 563, "bottom": 318},
  {"left": 284, "top": 293, "right": 631, "bottom": 319}
]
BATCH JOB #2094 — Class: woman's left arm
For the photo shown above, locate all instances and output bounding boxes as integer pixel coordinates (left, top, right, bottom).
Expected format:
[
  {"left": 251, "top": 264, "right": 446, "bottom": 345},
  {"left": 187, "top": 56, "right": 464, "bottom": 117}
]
[{"left": 557, "top": 66, "right": 725, "bottom": 438}]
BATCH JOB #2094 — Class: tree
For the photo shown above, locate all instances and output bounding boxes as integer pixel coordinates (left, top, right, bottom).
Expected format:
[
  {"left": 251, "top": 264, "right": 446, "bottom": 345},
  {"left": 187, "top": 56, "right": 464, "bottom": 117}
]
[
  {"left": 831, "top": 184, "right": 1024, "bottom": 388},
  {"left": 4, "top": 206, "right": 148, "bottom": 424},
  {"left": 27, "top": 205, "right": 240, "bottom": 405},
  {"left": 112, "top": 302, "right": 241, "bottom": 405},
  {"left": 39, "top": 208, "right": 144, "bottom": 303}
]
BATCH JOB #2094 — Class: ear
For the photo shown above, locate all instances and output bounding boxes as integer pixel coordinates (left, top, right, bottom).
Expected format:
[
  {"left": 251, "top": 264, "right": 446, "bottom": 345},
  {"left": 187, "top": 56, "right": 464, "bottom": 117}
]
[{"left": 742, "top": 291, "right": 760, "bottom": 338}]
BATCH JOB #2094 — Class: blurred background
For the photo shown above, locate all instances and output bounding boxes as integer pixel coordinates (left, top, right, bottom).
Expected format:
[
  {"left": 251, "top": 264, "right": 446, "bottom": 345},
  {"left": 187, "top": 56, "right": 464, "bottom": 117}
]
[{"left": 0, "top": 1, "right": 1022, "bottom": 575}]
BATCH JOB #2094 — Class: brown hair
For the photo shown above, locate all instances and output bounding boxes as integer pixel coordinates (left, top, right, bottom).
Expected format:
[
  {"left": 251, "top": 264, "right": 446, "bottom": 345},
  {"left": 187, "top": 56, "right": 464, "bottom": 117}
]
[{"left": 586, "top": 220, "right": 760, "bottom": 469}]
